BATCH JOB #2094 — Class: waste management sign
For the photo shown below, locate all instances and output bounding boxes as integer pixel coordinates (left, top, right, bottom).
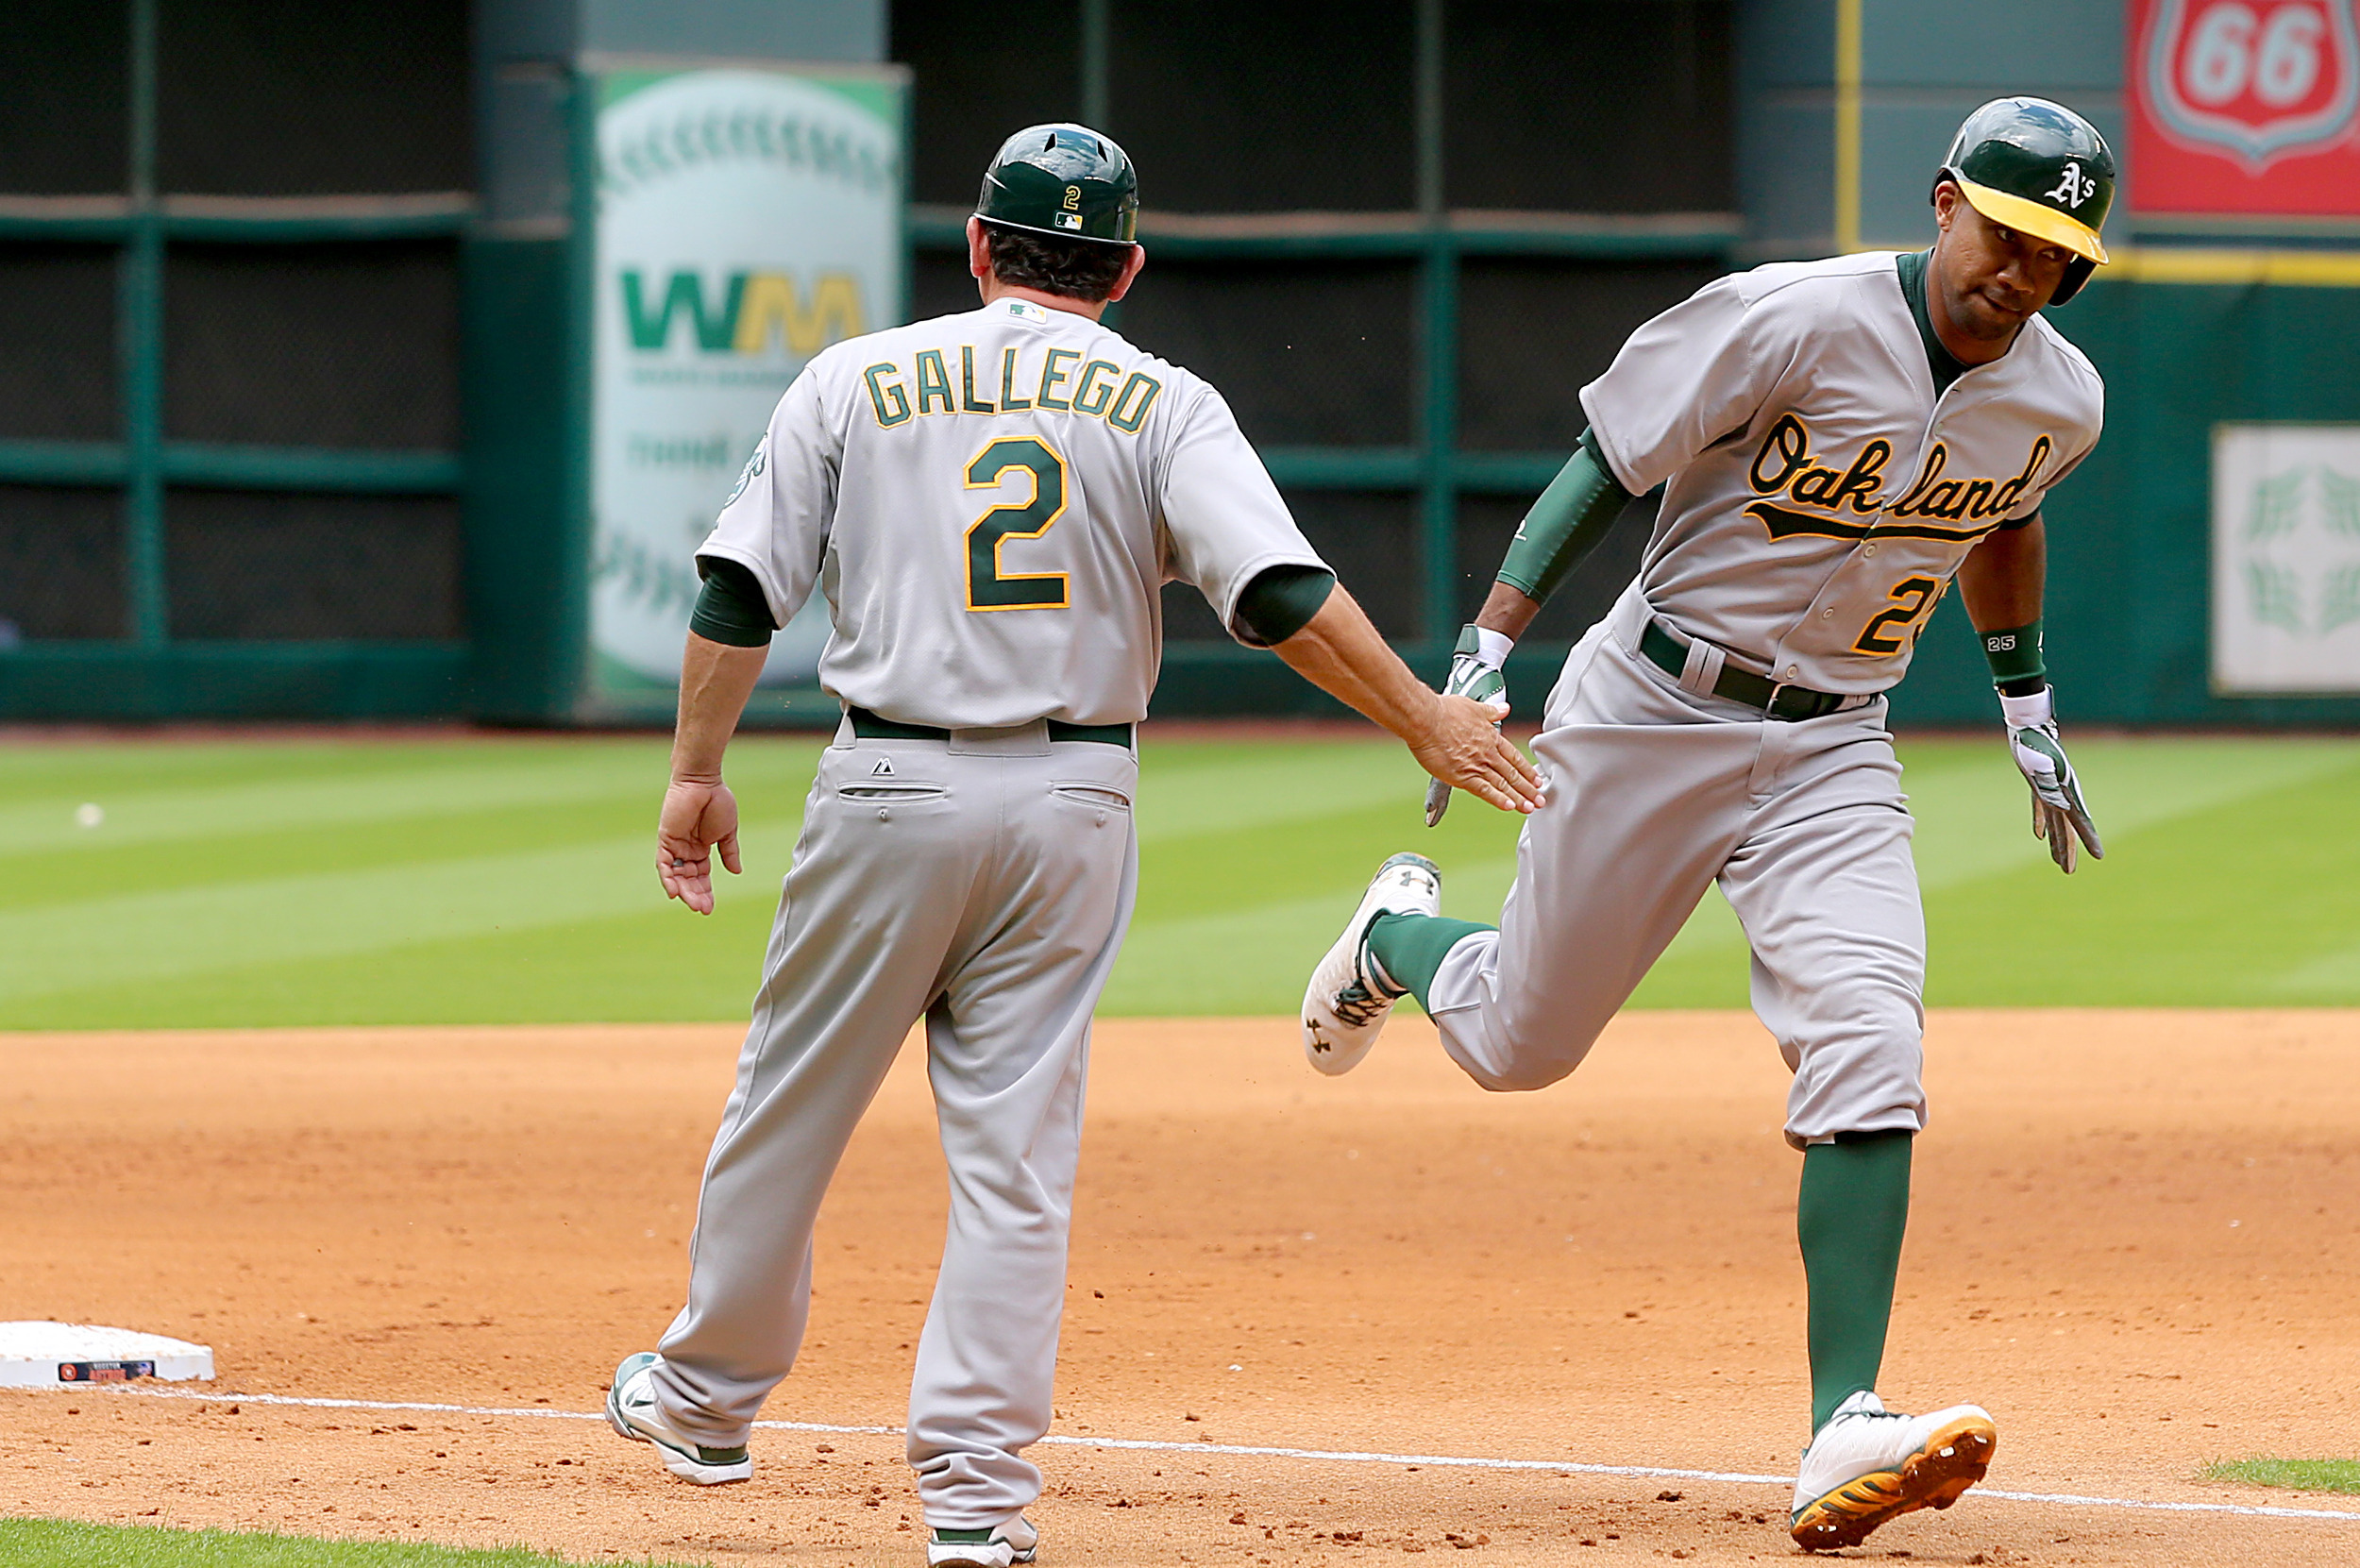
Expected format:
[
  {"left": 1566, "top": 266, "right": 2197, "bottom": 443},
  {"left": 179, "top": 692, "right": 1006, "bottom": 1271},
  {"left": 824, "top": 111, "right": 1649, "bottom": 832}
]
[
  {"left": 2213, "top": 424, "right": 2360, "bottom": 692},
  {"left": 587, "top": 62, "right": 905, "bottom": 715}
]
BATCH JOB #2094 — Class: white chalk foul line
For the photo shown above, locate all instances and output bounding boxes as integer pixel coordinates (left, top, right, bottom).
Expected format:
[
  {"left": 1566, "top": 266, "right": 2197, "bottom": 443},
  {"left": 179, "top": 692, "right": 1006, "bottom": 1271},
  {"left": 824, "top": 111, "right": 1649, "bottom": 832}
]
[{"left": 102, "top": 1384, "right": 2360, "bottom": 1526}]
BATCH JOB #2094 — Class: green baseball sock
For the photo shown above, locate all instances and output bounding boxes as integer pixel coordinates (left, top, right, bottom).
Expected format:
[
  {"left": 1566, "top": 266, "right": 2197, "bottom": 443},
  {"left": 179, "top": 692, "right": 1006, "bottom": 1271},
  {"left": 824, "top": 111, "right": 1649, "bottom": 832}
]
[
  {"left": 1364, "top": 912, "right": 1494, "bottom": 1011},
  {"left": 1796, "top": 1129, "right": 1913, "bottom": 1434}
]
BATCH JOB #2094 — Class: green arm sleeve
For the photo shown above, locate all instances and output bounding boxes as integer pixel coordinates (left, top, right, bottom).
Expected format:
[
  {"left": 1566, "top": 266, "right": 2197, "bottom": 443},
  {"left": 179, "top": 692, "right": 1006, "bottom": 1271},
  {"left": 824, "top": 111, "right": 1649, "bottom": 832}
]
[
  {"left": 1494, "top": 429, "right": 1633, "bottom": 604},
  {"left": 1979, "top": 616, "right": 2048, "bottom": 695},
  {"left": 687, "top": 555, "right": 777, "bottom": 648},
  {"left": 1233, "top": 563, "right": 1336, "bottom": 646}
]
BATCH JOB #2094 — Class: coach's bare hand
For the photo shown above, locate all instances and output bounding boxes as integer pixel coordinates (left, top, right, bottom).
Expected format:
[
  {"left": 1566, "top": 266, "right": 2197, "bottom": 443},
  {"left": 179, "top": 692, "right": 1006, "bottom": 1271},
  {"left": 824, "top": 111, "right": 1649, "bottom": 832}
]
[
  {"left": 658, "top": 778, "right": 743, "bottom": 915},
  {"left": 1411, "top": 692, "right": 1544, "bottom": 815}
]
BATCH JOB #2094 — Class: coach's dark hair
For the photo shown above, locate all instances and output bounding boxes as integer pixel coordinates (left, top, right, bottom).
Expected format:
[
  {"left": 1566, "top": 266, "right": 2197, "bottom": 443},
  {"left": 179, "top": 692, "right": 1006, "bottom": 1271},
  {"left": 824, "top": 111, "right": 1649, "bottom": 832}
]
[{"left": 982, "top": 221, "right": 1134, "bottom": 302}]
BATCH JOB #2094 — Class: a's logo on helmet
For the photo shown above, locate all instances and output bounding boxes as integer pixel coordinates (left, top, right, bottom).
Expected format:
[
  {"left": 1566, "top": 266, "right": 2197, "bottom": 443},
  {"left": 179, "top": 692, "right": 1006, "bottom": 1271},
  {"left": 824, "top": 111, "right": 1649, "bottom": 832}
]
[
  {"left": 1062, "top": 185, "right": 1082, "bottom": 210},
  {"left": 2146, "top": 0, "right": 2360, "bottom": 169},
  {"left": 2046, "top": 160, "right": 2100, "bottom": 207}
]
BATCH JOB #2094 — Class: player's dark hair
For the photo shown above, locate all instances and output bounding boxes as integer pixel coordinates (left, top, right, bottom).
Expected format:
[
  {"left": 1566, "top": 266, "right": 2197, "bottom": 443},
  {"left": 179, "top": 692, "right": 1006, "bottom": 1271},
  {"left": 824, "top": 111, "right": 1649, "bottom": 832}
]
[{"left": 981, "top": 221, "right": 1134, "bottom": 302}]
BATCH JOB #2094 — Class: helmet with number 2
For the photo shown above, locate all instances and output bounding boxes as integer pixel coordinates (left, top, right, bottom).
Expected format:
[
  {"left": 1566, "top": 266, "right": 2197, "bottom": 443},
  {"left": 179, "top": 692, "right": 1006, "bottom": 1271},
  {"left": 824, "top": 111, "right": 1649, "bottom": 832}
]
[
  {"left": 1933, "top": 97, "right": 2116, "bottom": 306},
  {"left": 975, "top": 124, "right": 1139, "bottom": 246}
]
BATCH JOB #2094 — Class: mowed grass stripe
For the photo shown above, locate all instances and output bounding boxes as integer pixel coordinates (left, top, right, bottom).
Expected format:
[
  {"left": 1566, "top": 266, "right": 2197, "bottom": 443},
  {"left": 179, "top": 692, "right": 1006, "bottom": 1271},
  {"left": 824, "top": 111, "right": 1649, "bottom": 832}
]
[
  {"left": 0, "top": 741, "right": 477, "bottom": 805},
  {"left": 1121, "top": 736, "right": 2360, "bottom": 1013},
  {"left": 2, "top": 734, "right": 2356, "bottom": 1026},
  {"left": 0, "top": 1518, "right": 712, "bottom": 1568},
  {"left": 1897, "top": 736, "right": 2360, "bottom": 888},
  {"left": 0, "top": 837, "right": 651, "bottom": 1003},
  {"left": 0, "top": 817, "right": 815, "bottom": 1006},
  {"left": 2200, "top": 1458, "right": 2360, "bottom": 1495},
  {"left": 0, "top": 794, "right": 677, "bottom": 912},
  {"left": 0, "top": 902, "right": 782, "bottom": 1029},
  {"left": 1926, "top": 759, "right": 2360, "bottom": 1005},
  {"left": 0, "top": 745, "right": 673, "bottom": 857}
]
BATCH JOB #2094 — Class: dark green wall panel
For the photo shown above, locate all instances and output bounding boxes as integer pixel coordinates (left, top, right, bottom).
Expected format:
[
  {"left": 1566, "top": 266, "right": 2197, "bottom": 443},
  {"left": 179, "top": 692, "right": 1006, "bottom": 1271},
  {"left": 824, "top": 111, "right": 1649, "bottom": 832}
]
[
  {"left": 0, "top": 643, "right": 465, "bottom": 718},
  {"left": 460, "top": 234, "right": 582, "bottom": 723}
]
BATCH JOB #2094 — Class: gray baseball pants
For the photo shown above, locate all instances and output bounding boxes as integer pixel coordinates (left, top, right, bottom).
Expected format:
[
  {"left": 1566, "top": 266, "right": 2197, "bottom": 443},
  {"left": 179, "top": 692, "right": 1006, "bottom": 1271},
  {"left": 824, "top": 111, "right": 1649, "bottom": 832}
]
[
  {"left": 1424, "top": 585, "right": 1929, "bottom": 1146},
  {"left": 649, "top": 717, "right": 1138, "bottom": 1529}
]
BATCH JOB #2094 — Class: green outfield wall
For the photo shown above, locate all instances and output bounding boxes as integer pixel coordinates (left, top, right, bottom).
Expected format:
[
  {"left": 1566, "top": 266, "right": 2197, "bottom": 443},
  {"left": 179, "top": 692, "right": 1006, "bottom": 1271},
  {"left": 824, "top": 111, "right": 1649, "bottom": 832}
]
[{"left": 6, "top": 0, "right": 2358, "bottom": 728}]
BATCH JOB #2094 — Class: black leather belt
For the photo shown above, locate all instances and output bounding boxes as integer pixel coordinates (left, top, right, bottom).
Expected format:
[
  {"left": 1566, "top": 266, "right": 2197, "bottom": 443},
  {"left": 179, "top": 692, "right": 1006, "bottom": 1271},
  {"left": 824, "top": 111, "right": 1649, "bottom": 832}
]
[
  {"left": 847, "top": 705, "right": 1134, "bottom": 747},
  {"left": 1637, "top": 621, "right": 1856, "bottom": 722}
]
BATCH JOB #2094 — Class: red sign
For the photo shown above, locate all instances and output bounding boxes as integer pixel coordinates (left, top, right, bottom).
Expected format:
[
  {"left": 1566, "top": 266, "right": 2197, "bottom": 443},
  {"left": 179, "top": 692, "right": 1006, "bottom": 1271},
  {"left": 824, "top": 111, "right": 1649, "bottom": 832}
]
[{"left": 2130, "top": 0, "right": 2360, "bottom": 213}]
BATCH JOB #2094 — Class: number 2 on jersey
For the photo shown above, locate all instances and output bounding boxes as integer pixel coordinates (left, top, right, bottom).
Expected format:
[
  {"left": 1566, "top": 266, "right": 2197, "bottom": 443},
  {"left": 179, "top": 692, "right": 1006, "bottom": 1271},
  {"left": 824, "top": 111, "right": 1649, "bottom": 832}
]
[
  {"left": 964, "top": 436, "right": 1070, "bottom": 611},
  {"left": 1852, "top": 575, "right": 1942, "bottom": 655}
]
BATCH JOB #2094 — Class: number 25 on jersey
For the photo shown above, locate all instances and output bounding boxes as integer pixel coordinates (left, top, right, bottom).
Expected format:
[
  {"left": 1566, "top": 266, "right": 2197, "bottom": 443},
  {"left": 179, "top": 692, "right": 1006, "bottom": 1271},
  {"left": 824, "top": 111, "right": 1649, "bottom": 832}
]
[
  {"left": 1854, "top": 575, "right": 1942, "bottom": 655},
  {"left": 964, "top": 436, "right": 1070, "bottom": 611}
]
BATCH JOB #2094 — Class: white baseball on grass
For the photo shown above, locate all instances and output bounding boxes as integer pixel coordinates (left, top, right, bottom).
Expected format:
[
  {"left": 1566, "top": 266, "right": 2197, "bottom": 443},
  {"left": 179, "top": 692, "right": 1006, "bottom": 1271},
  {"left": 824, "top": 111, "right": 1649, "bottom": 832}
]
[{"left": 75, "top": 802, "right": 103, "bottom": 829}]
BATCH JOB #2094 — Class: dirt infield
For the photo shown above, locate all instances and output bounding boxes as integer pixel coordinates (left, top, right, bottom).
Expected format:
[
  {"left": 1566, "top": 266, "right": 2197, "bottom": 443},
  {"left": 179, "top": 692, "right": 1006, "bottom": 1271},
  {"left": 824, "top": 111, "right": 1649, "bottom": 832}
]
[{"left": 5, "top": 1012, "right": 2358, "bottom": 1565}]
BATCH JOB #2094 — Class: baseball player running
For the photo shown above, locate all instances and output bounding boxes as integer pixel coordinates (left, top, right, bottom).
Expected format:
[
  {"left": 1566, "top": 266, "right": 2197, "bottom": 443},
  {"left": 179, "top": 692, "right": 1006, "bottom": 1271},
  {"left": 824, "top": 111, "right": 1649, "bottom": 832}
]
[
  {"left": 1301, "top": 99, "right": 2110, "bottom": 1552},
  {"left": 604, "top": 124, "right": 1541, "bottom": 1568}
]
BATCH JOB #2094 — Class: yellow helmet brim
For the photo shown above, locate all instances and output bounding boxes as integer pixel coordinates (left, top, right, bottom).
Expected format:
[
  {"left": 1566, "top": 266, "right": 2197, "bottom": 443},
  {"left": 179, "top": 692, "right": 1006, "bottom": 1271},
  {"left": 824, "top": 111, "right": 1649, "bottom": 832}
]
[{"left": 1953, "top": 176, "right": 2109, "bottom": 265}]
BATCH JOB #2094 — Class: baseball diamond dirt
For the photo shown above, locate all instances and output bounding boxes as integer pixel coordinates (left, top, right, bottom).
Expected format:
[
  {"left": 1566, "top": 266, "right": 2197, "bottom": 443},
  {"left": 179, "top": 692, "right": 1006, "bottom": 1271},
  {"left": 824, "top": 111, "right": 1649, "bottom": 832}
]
[{"left": 3, "top": 1011, "right": 2356, "bottom": 1565}]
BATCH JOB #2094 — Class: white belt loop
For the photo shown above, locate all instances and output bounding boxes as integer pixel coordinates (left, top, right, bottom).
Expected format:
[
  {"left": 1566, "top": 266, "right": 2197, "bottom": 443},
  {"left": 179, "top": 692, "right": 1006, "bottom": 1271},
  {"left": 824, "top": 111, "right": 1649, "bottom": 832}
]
[{"left": 1676, "top": 629, "right": 1727, "bottom": 699}]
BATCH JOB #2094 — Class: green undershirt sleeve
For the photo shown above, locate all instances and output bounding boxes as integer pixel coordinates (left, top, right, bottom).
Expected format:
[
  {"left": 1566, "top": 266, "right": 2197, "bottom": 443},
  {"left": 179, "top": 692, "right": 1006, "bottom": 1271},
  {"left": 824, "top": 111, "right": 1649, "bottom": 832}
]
[
  {"left": 1234, "top": 564, "right": 1337, "bottom": 647},
  {"left": 688, "top": 555, "right": 778, "bottom": 648},
  {"left": 1495, "top": 429, "right": 1633, "bottom": 605}
]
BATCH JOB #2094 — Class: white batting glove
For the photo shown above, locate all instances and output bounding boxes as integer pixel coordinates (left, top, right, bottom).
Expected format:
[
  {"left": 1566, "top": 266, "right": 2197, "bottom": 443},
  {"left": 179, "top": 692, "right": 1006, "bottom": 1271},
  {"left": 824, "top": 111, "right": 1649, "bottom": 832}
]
[
  {"left": 2000, "top": 686, "right": 2102, "bottom": 874},
  {"left": 1424, "top": 625, "right": 1514, "bottom": 826}
]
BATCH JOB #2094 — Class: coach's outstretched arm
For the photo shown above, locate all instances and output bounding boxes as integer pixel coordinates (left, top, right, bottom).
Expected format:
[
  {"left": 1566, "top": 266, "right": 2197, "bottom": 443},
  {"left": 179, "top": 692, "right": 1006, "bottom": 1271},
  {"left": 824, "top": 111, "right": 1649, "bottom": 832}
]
[
  {"left": 657, "top": 632, "right": 769, "bottom": 914},
  {"left": 1423, "top": 430, "right": 1634, "bottom": 823},
  {"left": 1270, "top": 583, "right": 1545, "bottom": 816}
]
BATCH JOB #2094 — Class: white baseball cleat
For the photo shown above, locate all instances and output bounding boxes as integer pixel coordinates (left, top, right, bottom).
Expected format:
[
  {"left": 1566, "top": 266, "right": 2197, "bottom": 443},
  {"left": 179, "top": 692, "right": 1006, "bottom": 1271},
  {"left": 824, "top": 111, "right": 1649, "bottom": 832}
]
[
  {"left": 606, "top": 1351, "right": 752, "bottom": 1485},
  {"left": 927, "top": 1516, "right": 1039, "bottom": 1567},
  {"left": 1789, "top": 1390, "right": 1997, "bottom": 1551},
  {"left": 1301, "top": 852, "right": 1441, "bottom": 1076}
]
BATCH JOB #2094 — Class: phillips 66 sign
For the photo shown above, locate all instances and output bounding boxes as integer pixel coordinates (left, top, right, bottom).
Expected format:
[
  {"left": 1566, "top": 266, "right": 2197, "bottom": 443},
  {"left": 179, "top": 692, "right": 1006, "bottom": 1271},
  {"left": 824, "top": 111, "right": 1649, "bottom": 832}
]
[{"left": 2130, "top": 0, "right": 2360, "bottom": 211}]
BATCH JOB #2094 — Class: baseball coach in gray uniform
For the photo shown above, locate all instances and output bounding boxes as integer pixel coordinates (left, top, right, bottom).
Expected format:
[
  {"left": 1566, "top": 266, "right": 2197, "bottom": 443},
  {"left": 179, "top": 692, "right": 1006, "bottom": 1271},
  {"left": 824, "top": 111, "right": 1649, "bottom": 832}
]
[
  {"left": 1301, "top": 99, "right": 2111, "bottom": 1553},
  {"left": 605, "top": 125, "right": 1542, "bottom": 1568}
]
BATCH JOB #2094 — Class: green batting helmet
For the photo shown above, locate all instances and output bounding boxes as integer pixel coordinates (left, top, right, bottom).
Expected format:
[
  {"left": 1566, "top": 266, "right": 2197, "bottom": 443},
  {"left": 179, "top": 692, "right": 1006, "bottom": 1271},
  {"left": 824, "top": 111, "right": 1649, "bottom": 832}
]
[
  {"left": 975, "top": 123, "right": 1138, "bottom": 245},
  {"left": 1933, "top": 97, "right": 2116, "bottom": 305}
]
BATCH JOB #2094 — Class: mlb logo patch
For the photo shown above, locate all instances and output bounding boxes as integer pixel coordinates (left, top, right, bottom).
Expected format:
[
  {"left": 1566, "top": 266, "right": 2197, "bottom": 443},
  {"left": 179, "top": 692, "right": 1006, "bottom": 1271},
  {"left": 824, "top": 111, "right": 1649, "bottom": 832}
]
[{"left": 1054, "top": 211, "right": 1082, "bottom": 230}]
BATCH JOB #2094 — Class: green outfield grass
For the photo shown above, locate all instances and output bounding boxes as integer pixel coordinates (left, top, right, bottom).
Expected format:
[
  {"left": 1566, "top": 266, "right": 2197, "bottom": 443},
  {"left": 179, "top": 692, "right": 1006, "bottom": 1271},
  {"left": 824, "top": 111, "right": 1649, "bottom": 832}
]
[
  {"left": 0, "top": 730, "right": 2354, "bottom": 1029},
  {"left": 2200, "top": 1458, "right": 2360, "bottom": 1494},
  {"left": 0, "top": 1520, "right": 704, "bottom": 1568}
]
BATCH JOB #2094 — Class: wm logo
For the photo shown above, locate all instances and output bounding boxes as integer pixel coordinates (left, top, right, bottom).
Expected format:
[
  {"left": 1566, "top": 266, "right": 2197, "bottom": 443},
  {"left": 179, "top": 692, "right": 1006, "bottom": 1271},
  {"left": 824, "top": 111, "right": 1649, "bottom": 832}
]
[{"left": 621, "top": 270, "right": 865, "bottom": 355}]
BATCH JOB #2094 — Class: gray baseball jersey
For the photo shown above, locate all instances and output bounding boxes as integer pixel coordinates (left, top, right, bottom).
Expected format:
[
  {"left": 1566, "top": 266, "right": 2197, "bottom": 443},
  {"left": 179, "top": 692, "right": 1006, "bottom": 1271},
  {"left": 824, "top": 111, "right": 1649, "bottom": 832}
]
[
  {"left": 1582, "top": 250, "right": 2102, "bottom": 695},
  {"left": 700, "top": 295, "right": 1326, "bottom": 728},
  {"left": 1417, "top": 251, "right": 2103, "bottom": 1145},
  {"left": 641, "top": 295, "right": 1323, "bottom": 1535}
]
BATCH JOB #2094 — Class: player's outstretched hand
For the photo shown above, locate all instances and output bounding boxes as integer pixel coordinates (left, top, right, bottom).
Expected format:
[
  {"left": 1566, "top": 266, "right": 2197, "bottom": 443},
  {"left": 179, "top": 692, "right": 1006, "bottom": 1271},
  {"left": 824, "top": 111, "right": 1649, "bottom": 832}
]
[
  {"left": 1999, "top": 687, "right": 2101, "bottom": 873},
  {"left": 1424, "top": 624, "right": 1510, "bottom": 826},
  {"left": 1412, "top": 692, "right": 1543, "bottom": 817},
  {"left": 658, "top": 778, "right": 744, "bottom": 915}
]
